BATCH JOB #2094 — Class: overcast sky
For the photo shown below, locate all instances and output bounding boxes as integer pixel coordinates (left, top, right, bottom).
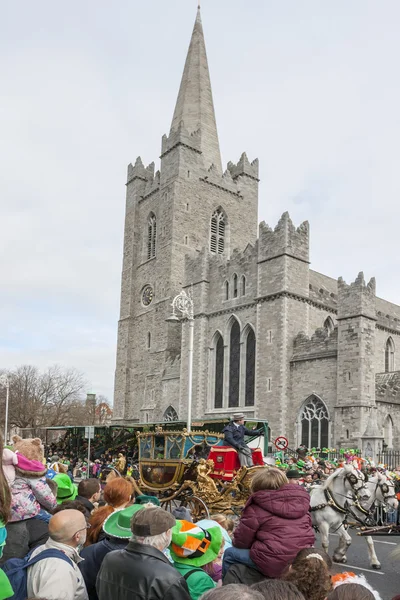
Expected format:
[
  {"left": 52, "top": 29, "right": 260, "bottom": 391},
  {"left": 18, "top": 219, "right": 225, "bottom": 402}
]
[{"left": 2, "top": 1, "right": 399, "bottom": 401}]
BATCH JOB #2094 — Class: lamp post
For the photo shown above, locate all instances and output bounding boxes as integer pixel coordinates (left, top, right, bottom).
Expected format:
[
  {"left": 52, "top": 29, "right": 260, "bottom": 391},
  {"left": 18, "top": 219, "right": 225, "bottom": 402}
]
[
  {"left": 167, "top": 290, "right": 194, "bottom": 432},
  {"left": 0, "top": 374, "right": 10, "bottom": 443}
]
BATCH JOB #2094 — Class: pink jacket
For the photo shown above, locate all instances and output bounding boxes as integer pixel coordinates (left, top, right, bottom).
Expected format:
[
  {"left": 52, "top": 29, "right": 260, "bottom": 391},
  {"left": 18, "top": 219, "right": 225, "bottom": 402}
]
[
  {"left": 10, "top": 476, "right": 57, "bottom": 522},
  {"left": 233, "top": 484, "right": 315, "bottom": 577}
]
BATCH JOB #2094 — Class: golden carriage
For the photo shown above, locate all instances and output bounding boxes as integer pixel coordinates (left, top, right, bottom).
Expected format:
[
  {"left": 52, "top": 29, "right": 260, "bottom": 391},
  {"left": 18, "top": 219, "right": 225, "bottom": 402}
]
[{"left": 129, "top": 425, "right": 268, "bottom": 518}]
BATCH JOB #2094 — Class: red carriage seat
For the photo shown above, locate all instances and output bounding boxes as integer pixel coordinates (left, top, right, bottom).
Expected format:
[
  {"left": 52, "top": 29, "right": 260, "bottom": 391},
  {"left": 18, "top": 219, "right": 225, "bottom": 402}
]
[{"left": 207, "top": 445, "right": 264, "bottom": 481}]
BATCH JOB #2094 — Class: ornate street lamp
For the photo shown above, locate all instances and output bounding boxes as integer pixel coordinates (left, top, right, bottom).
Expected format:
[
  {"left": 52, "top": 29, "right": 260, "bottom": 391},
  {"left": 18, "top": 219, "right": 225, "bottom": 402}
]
[
  {"left": 166, "top": 290, "right": 194, "bottom": 432},
  {"left": 0, "top": 374, "right": 10, "bottom": 443}
]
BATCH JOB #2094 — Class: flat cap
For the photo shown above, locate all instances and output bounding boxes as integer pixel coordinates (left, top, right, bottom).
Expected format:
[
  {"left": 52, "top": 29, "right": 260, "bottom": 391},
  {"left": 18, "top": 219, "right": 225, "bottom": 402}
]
[{"left": 131, "top": 506, "right": 175, "bottom": 537}]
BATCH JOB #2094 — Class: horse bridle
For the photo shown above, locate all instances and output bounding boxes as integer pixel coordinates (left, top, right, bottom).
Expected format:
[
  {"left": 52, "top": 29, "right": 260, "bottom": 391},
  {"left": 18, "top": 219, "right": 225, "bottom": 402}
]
[
  {"left": 374, "top": 480, "right": 397, "bottom": 505},
  {"left": 344, "top": 471, "right": 367, "bottom": 494}
]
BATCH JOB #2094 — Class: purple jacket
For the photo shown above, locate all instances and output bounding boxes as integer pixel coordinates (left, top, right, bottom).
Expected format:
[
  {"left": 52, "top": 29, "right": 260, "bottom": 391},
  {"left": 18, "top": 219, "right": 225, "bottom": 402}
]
[{"left": 233, "top": 483, "right": 315, "bottom": 577}]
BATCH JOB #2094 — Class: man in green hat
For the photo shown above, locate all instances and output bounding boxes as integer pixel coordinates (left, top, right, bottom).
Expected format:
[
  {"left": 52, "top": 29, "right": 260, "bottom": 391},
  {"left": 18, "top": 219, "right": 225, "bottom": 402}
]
[
  {"left": 169, "top": 519, "right": 223, "bottom": 600},
  {"left": 53, "top": 473, "right": 78, "bottom": 504},
  {"left": 80, "top": 504, "right": 144, "bottom": 600}
]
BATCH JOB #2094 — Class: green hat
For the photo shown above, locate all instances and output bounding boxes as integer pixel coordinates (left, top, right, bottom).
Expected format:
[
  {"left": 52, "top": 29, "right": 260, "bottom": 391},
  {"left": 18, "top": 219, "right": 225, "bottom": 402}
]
[
  {"left": 53, "top": 473, "right": 78, "bottom": 504},
  {"left": 286, "top": 469, "right": 305, "bottom": 479},
  {"left": 135, "top": 495, "right": 160, "bottom": 506},
  {"left": 170, "top": 520, "right": 223, "bottom": 567},
  {"left": 102, "top": 504, "right": 144, "bottom": 539}
]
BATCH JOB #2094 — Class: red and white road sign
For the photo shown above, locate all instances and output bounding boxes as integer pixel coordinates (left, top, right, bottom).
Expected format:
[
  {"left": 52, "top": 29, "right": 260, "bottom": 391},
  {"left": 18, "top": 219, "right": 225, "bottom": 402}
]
[{"left": 274, "top": 436, "right": 289, "bottom": 450}]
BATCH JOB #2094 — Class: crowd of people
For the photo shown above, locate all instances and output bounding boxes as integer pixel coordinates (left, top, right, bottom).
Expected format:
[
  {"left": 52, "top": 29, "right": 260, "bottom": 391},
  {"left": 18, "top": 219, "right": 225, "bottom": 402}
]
[{"left": 0, "top": 427, "right": 398, "bottom": 600}]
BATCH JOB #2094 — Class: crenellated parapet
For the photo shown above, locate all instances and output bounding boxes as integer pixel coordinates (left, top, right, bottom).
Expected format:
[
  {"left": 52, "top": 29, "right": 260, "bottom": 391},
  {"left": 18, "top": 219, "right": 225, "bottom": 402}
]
[
  {"left": 227, "top": 152, "right": 259, "bottom": 181},
  {"left": 200, "top": 163, "right": 241, "bottom": 196},
  {"left": 127, "top": 157, "right": 155, "bottom": 184},
  {"left": 161, "top": 120, "right": 202, "bottom": 158},
  {"left": 258, "top": 212, "right": 309, "bottom": 263},
  {"left": 337, "top": 272, "right": 376, "bottom": 321},
  {"left": 141, "top": 169, "right": 161, "bottom": 200},
  {"left": 292, "top": 327, "right": 338, "bottom": 362}
]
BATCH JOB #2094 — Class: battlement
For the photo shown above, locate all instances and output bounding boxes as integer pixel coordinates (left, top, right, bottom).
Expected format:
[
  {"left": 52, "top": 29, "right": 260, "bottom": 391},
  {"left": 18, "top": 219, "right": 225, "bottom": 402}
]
[
  {"left": 258, "top": 212, "right": 309, "bottom": 263},
  {"left": 200, "top": 163, "right": 241, "bottom": 195},
  {"left": 127, "top": 157, "right": 155, "bottom": 184},
  {"left": 292, "top": 327, "right": 338, "bottom": 362},
  {"left": 161, "top": 120, "right": 201, "bottom": 158},
  {"left": 142, "top": 170, "right": 160, "bottom": 199},
  {"left": 227, "top": 152, "right": 259, "bottom": 181},
  {"left": 337, "top": 272, "right": 376, "bottom": 321}
]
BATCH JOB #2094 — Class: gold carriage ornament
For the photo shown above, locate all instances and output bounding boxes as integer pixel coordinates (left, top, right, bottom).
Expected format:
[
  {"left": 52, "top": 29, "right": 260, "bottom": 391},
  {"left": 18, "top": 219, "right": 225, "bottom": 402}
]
[{"left": 130, "top": 424, "right": 269, "bottom": 518}]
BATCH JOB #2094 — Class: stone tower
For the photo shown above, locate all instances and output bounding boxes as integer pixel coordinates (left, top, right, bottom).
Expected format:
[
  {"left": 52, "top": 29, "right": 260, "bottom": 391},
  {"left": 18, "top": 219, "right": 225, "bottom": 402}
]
[
  {"left": 113, "top": 8, "right": 259, "bottom": 423},
  {"left": 256, "top": 214, "right": 310, "bottom": 433},
  {"left": 334, "top": 272, "right": 377, "bottom": 447}
]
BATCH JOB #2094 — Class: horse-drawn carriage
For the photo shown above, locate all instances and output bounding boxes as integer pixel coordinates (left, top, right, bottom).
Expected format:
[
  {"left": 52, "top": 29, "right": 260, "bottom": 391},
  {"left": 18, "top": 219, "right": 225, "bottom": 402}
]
[{"left": 129, "top": 424, "right": 267, "bottom": 518}]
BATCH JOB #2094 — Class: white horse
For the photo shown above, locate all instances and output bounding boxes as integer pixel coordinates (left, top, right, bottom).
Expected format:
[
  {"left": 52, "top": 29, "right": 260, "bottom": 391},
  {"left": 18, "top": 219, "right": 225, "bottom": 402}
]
[
  {"left": 310, "top": 464, "right": 371, "bottom": 563},
  {"left": 349, "top": 471, "right": 399, "bottom": 569}
]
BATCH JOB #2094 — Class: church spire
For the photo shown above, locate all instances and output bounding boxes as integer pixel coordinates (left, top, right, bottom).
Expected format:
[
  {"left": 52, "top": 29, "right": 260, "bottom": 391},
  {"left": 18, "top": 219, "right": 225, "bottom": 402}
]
[{"left": 170, "top": 7, "right": 222, "bottom": 172}]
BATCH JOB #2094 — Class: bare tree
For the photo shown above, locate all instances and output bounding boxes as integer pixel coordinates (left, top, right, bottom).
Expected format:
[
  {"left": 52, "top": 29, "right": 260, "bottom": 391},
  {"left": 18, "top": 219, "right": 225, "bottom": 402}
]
[{"left": 0, "top": 365, "right": 87, "bottom": 430}]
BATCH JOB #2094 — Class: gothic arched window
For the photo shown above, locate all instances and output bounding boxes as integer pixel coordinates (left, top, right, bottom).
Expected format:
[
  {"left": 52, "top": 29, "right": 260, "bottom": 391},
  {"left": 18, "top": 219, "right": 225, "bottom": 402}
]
[
  {"left": 163, "top": 406, "right": 178, "bottom": 421},
  {"left": 229, "top": 319, "right": 240, "bottom": 407},
  {"left": 241, "top": 275, "right": 246, "bottom": 296},
  {"left": 385, "top": 337, "right": 395, "bottom": 372},
  {"left": 225, "top": 281, "right": 229, "bottom": 301},
  {"left": 324, "top": 316, "right": 334, "bottom": 335},
  {"left": 384, "top": 415, "right": 393, "bottom": 449},
  {"left": 147, "top": 213, "right": 157, "bottom": 259},
  {"left": 245, "top": 328, "right": 256, "bottom": 406},
  {"left": 233, "top": 274, "right": 238, "bottom": 298},
  {"left": 300, "top": 395, "right": 329, "bottom": 448},
  {"left": 210, "top": 209, "right": 225, "bottom": 254},
  {"left": 214, "top": 333, "right": 224, "bottom": 409}
]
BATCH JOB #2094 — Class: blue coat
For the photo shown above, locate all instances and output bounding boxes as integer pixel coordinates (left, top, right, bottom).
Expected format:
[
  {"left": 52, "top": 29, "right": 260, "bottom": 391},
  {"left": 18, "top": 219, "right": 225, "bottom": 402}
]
[{"left": 222, "top": 422, "right": 259, "bottom": 450}]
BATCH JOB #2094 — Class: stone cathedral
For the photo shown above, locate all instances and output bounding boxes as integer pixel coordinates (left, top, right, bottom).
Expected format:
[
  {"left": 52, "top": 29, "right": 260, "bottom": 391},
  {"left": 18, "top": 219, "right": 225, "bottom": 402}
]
[{"left": 113, "top": 8, "right": 400, "bottom": 454}]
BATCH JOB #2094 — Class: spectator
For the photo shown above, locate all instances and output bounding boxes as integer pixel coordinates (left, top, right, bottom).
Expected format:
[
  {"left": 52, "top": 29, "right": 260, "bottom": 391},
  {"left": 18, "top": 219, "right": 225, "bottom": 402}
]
[
  {"left": 87, "top": 478, "right": 133, "bottom": 545},
  {"left": 328, "top": 583, "right": 375, "bottom": 600},
  {"left": 286, "top": 470, "right": 304, "bottom": 485},
  {"left": 53, "top": 500, "right": 89, "bottom": 518},
  {"left": 0, "top": 433, "right": 13, "bottom": 600},
  {"left": 330, "top": 573, "right": 382, "bottom": 600},
  {"left": 96, "top": 505, "right": 191, "bottom": 600},
  {"left": 80, "top": 504, "right": 144, "bottom": 600},
  {"left": 282, "top": 548, "right": 332, "bottom": 600},
  {"left": 27, "top": 509, "right": 89, "bottom": 600},
  {"left": 169, "top": 519, "right": 223, "bottom": 598},
  {"left": 251, "top": 580, "right": 305, "bottom": 600},
  {"left": 223, "top": 468, "right": 314, "bottom": 579},
  {"left": 76, "top": 480, "right": 101, "bottom": 518},
  {"left": 53, "top": 473, "right": 78, "bottom": 504},
  {"left": 200, "top": 584, "right": 264, "bottom": 600}
]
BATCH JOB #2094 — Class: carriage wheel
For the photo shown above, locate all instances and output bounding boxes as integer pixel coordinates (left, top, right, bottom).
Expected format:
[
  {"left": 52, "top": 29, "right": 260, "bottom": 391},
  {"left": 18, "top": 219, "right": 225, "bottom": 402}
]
[{"left": 161, "top": 495, "right": 209, "bottom": 521}]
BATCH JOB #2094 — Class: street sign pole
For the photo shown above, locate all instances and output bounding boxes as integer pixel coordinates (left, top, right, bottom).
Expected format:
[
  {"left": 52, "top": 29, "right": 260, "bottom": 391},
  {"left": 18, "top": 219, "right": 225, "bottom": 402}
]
[
  {"left": 85, "top": 426, "right": 94, "bottom": 479},
  {"left": 87, "top": 435, "right": 91, "bottom": 479}
]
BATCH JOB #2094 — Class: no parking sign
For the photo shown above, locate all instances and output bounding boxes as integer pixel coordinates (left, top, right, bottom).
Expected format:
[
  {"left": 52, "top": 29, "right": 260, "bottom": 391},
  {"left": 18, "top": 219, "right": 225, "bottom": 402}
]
[{"left": 274, "top": 436, "right": 289, "bottom": 451}]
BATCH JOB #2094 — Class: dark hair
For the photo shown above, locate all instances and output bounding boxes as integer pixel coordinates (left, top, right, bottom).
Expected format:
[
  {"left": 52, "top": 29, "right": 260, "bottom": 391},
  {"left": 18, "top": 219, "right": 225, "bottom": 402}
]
[
  {"left": 52, "top": 500, "right": 88, "bottom": 517},
  {"left": 0, "top": 434, "right": 11, "bottom": 523},
  {"left": 251, "top": 580, "right": 305, "bottom": 600},
  {"left": 282, "top": 548, "right": 332, "bottom": 600},
  {"left": 78, "top": 478, "right": 100, "bottom": 499},
  {"left": 328, "top": 584, "right": 375, "bottom": 600},
  {"left": 201, "top": 584, "right": 264, "bottom": 600}
]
